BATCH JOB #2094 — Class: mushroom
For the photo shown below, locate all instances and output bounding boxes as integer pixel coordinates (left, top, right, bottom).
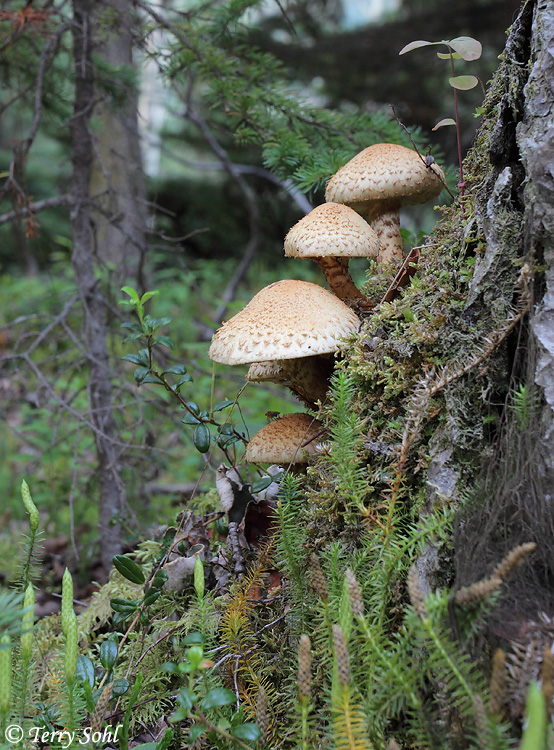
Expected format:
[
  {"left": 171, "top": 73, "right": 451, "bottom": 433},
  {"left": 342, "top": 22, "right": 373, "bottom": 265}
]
[
  {"left": 325, "top": 143, "right": 445, "bottom": 265},
  {"left": 245, "top": 413, "right": 324, "bottom": 467},
  {"left": 284, "top": 203, "right": 380, "bottom": 308},
  {"left": 208, "top": 280, "right": 360, "bottom": 408}
]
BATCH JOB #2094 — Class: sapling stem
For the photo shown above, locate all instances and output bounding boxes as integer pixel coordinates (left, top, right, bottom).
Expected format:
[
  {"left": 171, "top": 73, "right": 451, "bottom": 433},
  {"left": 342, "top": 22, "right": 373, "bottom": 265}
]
[{"left": 449, "top": 51, "right": 466, "bottom": 216}]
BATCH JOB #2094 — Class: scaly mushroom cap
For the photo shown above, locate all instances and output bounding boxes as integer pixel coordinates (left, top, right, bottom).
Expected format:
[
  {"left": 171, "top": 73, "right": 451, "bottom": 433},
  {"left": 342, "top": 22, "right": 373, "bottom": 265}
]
[
  {"left": 284, "top": 203, "right": 380, "bottom": 259},
  {"left": 324, "top": 143, "right": 445, "bottom": 212},
  {"left": 208, "top": 280, "right": 360, "bottom": 366},
  {"left": 245, "top": 413, "right": 323, "bottom": 464}
]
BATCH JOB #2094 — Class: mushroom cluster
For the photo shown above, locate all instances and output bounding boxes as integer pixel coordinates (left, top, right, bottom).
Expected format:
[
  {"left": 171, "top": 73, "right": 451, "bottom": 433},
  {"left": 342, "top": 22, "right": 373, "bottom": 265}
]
[{"left": 208, "top": 143, "right": 444, "bottom": 465}]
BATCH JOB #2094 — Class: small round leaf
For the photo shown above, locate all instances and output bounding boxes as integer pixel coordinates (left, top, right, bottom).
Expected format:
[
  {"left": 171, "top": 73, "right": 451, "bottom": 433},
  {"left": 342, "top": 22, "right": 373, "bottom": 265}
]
[
  {"left": 449, "top": 75, "right": 479, "bottom": 90},
  {"left": 448, "top": 36, "right": 482, "bottom": 61}
]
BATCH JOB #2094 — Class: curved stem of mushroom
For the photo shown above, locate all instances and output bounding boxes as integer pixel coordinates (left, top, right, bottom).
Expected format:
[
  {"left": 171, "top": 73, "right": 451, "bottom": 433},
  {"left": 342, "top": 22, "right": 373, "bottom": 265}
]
[
  {"left": 314, "top": 257, "right": 374, "bottom": 310},
  {"left": 367, "top": 208, "right": 404, "bottom": 265}
]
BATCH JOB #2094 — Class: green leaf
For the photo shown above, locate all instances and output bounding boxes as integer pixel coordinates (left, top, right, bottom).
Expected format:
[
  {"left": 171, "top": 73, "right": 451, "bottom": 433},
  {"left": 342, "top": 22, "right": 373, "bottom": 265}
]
[
  {"left": 194, "top": 423, "right": 211, "bottom": 453},
  {"left": 140, "top": 290, "right": 159, "bottom": 304},
  {"left": 251, "top": 472, "right": 283, "bottom": 493},
  {"left": 200, "top": 687, "right": 236, "bottom": 710},
  {"left": 112, "top": 555, "right": 145, "bottom": 585},
  {"left": 212, "top": 399, "right": 234, "bottom": 412},
  {"left": 231, "top": 723, "right": 262, "bottom": 741},
  {"left": 398, "top": 39, "right": 435, "bottom": 55},
  {"left": 448, "top": 35, "right": 482, "bottom": 61},
  {"left": 182, "top": 402, "right": 201, "bottom": 424},
  {"left": 437, "top": 51, "right": 461, "bottom": 60},
  {"left": 162, "top": 364, "right": 188, "bottom": 375},
  {"left": 141, "top": 374, "right": 165, "bottom": 385},
  {"left": 181, "top": 631, "right": 203, "bottom": 646},
  {"left": 177, "top": 687, "right": 196, "bottom": 713},
  {"left": 520, "top": 682, "right": 546, "bottom": 750},
  {"left": 144, "top": 315, "right": 173, "bottom": 333},
  {"left": 110, "top": 597, "right": 140, "bottom": 612},
  {"left": 122, "top": 332, "right": 144, "bottom": 343},
  {"left": 143, "top": 588, "right": 161, "bottom": 607},
  {"left": 111, "top": 678, "right": 129, "bottom": 696},
  {"left": 113, "top": 610, "right": 135, "bottom": 626},
  {"left": 153, "top": 335, "right": 175, "bottom": 349},
  {"left": 152, "top": 569, "right": 168, "bottom": 588},
  {"left": 121, "top": 286, "right": 140, "bottom": 303},
  {"left": 120, "top": 321, "right": 142, "bottom": 332},
  {"left": 189, "top": 725, "right": 205, "bottom": 741},
  {"left": 100, "top": 639, "right": 118, "bottom": 670},
  {"left": 449, "top": 75, "right": 478, "bottom": 90},
  {"left": 133, "top": 367, "right": 150, "bottom": 384},
  {"left": 175, "top": 374, "right": 193, "bottom": 388},
  {"left": 156, "top": 729, "right": 174, "bottom": 750},
  {"left": 432, "top": 118, "right": 456, "bottom": 130},
  {"left": 76, "top": 656, "right": 95, "bottom": 688},
  {"left": 122, "top": 352, "right": 149, "bottom": 366}
]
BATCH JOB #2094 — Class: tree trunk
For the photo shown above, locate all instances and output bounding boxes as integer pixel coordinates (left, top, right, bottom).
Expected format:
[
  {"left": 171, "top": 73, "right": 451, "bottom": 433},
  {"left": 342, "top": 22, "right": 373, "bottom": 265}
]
[
  {"left": 415, "top": 0, "right": 554, "bottom": 624},
  {"left": 71, "top": 0, "right": 124, "bottom": 571},
  {"left": 89, "top": 0, "right": 148, "bottom": 283}
]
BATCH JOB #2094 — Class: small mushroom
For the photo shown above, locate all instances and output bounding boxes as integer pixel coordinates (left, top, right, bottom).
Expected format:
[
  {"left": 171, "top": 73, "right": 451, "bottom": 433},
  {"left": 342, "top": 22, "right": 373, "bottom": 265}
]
[
  {"left": 325, "top": 143, "right": 445, "bottom": 265},
  {"left": 245, "top": 413, "right": 324, "bottom": 467},
  {"left": 284, "top": 203, "right": 380, "bottom": 308},
  {"left": 209, "top": 280, "right": 360, "bottom": 408}
]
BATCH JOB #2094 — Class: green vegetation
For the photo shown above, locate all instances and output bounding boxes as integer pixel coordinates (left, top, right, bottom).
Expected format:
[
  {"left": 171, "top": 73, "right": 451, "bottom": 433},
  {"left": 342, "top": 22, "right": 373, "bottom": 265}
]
[{"left": 1, "top": 0, "right": 552, "bottom": 748}]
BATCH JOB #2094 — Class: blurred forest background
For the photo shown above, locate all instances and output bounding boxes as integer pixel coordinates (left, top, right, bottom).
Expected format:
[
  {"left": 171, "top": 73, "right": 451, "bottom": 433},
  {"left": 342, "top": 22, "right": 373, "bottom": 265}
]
[{"left": 0, "top": 0, "right": 520, "bottom": 584}]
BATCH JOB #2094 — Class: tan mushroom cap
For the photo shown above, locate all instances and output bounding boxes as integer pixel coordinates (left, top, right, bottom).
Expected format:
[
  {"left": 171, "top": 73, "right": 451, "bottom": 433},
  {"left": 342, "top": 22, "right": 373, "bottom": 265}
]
[
  {"left": 284, "top": 203, "right": 380, "bottom": 259},
  {"left": 245, "top": 413, "right": 323, "bottom": 464},
  {"left": 325, "top": 143, "right": 445, "bottom": 210},
  {"left": 208, "top": 280, "right": 360, "bottom": 366}
]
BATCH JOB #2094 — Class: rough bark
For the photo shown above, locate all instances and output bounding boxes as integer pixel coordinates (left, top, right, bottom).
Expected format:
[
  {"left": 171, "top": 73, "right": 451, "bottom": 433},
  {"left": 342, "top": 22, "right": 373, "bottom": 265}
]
[
  {"left": 518, "top": 0, "right": 554, "bottom": 460},
  {"left": 71, "top": 0, "right": 124, "bottom": 571},
  {"left": 415, "top": 0, "right": 554, "bottom": 621},
  {"left": 89, "top": 0, "right": 147, "bottom": 283}
]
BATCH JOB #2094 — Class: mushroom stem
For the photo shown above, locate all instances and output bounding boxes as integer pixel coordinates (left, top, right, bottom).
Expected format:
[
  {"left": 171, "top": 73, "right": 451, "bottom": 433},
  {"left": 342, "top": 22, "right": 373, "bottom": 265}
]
[
  {"left": 279, "top": 355, "right": 334, "bottom": 409},
  {"left": 366, "top": 207, "right": 403, "bottom": 265},
  {"left": 314, "top": 257, "right": 374, "bottom": 310}
]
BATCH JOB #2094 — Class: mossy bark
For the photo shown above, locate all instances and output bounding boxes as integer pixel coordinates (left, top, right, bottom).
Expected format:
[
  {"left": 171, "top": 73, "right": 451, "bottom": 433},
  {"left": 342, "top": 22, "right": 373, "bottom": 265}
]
[
  {"left": 416, "top": 0, "right": 554, "bottom": 607},
  {"left": 342, "top": 0, "right": 553, "bottom": 609}
]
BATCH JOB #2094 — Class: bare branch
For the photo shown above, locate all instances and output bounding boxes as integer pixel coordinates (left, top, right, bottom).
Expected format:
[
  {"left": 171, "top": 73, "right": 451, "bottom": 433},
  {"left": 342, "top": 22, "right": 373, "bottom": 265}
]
[{"left": 0, "top": 194, "right": 73, "bottom": 226}]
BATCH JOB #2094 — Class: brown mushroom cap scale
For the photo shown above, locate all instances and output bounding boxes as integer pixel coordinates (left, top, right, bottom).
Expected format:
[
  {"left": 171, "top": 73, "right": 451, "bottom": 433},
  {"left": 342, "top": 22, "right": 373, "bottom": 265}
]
[
  {"left": 245, "top": 413, "right": 323, "bottom": 465},
  {"left": 208, "top": 280, "right": 360, "bottom": 366}
]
